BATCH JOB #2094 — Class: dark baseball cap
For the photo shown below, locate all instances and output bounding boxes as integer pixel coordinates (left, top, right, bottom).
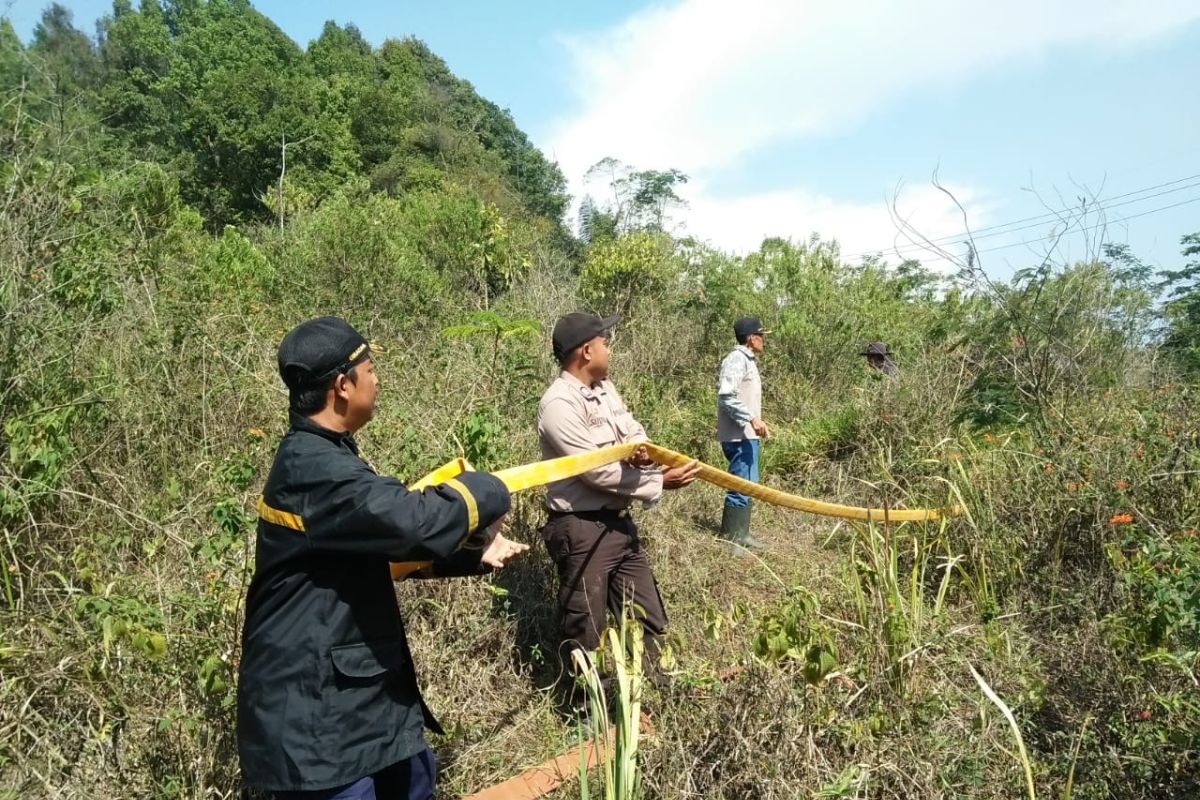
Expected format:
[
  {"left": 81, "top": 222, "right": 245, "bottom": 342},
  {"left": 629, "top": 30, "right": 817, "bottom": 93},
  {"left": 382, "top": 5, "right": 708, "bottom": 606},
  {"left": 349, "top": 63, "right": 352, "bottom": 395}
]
[
  {"left": 734, "top": 316, "right": 769, "bottom": 340},
  {"left": 552, "top": 312, "right": 620, "bottom": 363},
  {"left": 860, "top": 341, "right": 890, "bottom": 357},
  {"left": 277, "top": 316, "right": 372, "bottom": 389}
]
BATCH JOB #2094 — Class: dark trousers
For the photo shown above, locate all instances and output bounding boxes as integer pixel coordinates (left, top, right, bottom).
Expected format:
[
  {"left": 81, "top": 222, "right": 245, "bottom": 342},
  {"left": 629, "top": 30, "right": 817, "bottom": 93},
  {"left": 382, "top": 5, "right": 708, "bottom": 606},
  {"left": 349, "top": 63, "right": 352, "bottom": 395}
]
[
  {"left": 272, "top": 746, "right": 435, "bottom": 800},
  {"left": 541, "top": 511, "right": 668, "bottom": 664}
]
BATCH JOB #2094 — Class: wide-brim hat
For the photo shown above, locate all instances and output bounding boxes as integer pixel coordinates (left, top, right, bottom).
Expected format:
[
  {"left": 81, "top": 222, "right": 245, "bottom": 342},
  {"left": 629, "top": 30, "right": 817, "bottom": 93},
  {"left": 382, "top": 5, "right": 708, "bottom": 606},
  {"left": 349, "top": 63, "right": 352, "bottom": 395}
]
[{"left": 860, "top": 341, "right": 890, "bottom": 357}]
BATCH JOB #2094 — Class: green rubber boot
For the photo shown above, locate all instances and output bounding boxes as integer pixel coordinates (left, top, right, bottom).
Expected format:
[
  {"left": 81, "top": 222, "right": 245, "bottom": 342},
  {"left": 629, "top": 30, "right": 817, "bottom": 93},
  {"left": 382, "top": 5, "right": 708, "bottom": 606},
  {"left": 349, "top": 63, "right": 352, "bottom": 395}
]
[{"left": 720, "top": 504, "right": 764, "bottom": 551}]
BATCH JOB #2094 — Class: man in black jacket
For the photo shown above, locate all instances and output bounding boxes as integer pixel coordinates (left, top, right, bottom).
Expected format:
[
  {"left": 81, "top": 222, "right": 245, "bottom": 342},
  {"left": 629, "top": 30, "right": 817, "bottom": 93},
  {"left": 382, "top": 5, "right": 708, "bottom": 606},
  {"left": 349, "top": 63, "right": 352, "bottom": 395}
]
[{"left": 238, "top": 317, "right": 526, "bottom": 800}]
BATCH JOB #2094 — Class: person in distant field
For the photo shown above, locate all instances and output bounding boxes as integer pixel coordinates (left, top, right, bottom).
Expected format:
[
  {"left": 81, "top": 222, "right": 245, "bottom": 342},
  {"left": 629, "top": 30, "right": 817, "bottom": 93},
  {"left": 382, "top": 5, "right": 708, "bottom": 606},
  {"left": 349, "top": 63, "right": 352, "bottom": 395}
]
[
  {"left": 536, "top": 312, "right": 699, "bottom": 670},
  {"left": 715, "top": 316, "right": 770, "bottom": 550},
  {"left": 237, "top": 316, "right": 528, "bottom": 800},
  {"left": 861, "top": 341, "right": 899, "bottom": 377}
]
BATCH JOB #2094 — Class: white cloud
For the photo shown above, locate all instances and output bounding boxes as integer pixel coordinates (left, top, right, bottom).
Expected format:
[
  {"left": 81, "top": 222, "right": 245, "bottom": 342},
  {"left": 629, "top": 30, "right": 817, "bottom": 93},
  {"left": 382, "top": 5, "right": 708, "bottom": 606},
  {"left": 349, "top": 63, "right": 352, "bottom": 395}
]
[
  {"left": 546, "top": 0, "right": 1199, "bottom": 263},
  {"left": 678, "top": 180, "right": 984, "bottom": 269}
]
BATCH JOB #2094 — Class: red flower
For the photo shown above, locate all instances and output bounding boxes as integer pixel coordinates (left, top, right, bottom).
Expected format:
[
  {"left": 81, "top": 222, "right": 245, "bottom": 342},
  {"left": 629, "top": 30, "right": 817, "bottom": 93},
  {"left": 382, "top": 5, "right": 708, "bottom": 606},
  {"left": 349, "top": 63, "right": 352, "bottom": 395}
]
[
  {"left": 1113, "top": 480, "right": 1129, "bottom": 490},
  {"left": 1108, "top": 514, "right": 1134, "bottom": 525}
]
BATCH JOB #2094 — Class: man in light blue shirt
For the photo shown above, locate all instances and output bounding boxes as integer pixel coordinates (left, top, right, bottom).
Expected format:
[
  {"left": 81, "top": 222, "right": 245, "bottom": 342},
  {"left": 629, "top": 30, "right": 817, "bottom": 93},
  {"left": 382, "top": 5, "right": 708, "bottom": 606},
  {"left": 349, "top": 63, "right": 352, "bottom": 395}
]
[{"left": 716, "top": 317, "right": 770, "bottom": 549}]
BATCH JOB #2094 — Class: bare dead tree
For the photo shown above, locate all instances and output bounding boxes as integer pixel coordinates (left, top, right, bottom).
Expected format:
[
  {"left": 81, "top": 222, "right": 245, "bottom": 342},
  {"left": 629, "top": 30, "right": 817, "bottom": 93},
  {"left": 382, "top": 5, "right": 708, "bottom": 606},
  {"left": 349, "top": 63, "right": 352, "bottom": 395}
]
[{"left": 885, "top": 170, "right": 1131, "bottom": 432}]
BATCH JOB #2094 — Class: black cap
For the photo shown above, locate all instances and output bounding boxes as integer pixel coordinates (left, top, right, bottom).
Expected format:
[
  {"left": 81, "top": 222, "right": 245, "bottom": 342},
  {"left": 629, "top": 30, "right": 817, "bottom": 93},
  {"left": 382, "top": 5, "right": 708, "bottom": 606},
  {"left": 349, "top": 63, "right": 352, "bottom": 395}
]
[
  {"left": 551, "top": 312, "right": 620, "bottom": 363},
  {"left": 860, "top": 341, "right": 890, "bottom": 357},
  {"left": 277, "top": 316, "right": 371, "bottom": 390},
  {"left": 734, "top": 316, "right": 768, "bottom": 341}
]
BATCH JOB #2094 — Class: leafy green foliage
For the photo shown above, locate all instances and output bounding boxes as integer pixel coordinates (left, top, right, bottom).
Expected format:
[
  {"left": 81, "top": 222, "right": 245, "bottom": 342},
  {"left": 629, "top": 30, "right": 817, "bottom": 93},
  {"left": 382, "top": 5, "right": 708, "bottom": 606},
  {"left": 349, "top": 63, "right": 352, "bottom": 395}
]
[
  {"left": 1160, "top": 233, "right": 1200, "bottom": 374},
  {"left": 1106, "top": 528, "right": 1200, "bottom": 651},
  {"left": 1, "top": 405, "right": 75, "bottom": 519},
  {"left": 956, "top": 253, "right": 1156, "bottom": 430},
  {"left": 764, "top": 405, "right": 862, "bottom": 473},
  {"left": 50, "top": 1, "right": 569, "bottom": 228},
  {"left": 457, "top": 411, "right": 509, "bottom": 472},
  {"left": 752, "top": 586, "right": 839, "bottom": 686},
  {"left": 580, "top": 230, "right": 676, "bottom": 317}
]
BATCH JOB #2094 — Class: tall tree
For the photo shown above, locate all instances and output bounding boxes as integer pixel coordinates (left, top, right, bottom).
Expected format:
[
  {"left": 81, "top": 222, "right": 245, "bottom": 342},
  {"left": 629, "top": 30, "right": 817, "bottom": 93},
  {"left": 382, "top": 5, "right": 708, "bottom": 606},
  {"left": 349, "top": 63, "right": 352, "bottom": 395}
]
[
  {"left": 30, "top": 3, "right": 100, "bottom": 95},
  {"left": 583, "top": 158, "right": 688, "bottom": 236},
  {"left": 98, "top": 0, "right": 357, "bottom": 225},
  {"left": 1160, "top": 232, "right": 1200, "bottom": 374},
  {"left": 0, "top": 19, "right": 28, "bottom": 92},
  {"left": 97, "top": 0, "right": 173, "bottom": 156}
]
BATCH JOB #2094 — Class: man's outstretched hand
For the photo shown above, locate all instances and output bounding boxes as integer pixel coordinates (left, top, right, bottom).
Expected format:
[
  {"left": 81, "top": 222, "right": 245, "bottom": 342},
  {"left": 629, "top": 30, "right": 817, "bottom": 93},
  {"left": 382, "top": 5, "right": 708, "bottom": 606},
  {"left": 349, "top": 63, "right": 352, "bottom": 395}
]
[
  {"left": 662, "top": 459, "right": 700, "bottom": 490},
  {"left": 481, "top": 529, "right": 529, "bottom": 568}
]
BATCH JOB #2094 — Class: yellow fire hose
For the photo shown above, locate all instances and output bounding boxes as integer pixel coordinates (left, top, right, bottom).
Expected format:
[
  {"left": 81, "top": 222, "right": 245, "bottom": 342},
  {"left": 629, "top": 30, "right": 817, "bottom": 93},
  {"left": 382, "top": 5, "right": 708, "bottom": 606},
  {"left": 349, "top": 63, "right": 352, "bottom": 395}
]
[{"left": 391, "top": 442, "right": 955, "bottom": 579}]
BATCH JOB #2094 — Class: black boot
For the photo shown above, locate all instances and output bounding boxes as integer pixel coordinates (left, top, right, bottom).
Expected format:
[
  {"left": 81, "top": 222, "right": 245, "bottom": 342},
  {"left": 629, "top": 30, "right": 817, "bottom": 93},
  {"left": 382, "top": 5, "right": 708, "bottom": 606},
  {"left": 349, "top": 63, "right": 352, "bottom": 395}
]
[{"left": 719, "top": 504, "right": 763, "bottom": 551}]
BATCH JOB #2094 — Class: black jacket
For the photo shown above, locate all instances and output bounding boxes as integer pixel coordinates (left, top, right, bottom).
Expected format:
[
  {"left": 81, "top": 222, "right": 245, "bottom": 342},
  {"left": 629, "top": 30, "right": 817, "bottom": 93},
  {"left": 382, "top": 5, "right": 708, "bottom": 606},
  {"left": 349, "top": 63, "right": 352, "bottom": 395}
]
[{"left": 236, "top": 414, "right": 510, "bottom": 791}]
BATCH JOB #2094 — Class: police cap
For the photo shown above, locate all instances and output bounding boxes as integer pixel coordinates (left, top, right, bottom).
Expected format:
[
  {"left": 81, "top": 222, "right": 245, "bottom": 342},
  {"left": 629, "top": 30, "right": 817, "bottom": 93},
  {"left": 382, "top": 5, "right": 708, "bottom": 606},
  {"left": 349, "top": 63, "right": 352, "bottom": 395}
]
[{"left": 552, "top": 312, "right": 620, "bottom": 363}]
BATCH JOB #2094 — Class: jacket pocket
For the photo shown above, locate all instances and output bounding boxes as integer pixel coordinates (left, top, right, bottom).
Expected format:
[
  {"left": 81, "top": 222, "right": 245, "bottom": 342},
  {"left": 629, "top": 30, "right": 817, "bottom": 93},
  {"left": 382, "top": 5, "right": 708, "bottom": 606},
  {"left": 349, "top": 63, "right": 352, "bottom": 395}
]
[{"left": 330, "top": 638, "right": 406, "bottom": 680}]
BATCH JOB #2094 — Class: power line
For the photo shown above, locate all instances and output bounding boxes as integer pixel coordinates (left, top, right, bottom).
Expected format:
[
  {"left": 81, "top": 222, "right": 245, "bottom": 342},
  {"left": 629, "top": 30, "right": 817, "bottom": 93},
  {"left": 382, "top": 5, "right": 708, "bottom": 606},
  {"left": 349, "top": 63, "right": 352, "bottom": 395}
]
[
  {"left": 844, "top": 171, "right": 1200, "bottom": 261},
  {"left": 927, "top": 172, "right": 1200, "bottom": 242},
  {"left": 929, "top": 194, "right": 1200, "bottom": 262},
  {"left": 931, "top": 178, "right": 1199, "bottom": 247},
  {"left": 867, "top": 178, "right": 1200, "bottom": 260}
]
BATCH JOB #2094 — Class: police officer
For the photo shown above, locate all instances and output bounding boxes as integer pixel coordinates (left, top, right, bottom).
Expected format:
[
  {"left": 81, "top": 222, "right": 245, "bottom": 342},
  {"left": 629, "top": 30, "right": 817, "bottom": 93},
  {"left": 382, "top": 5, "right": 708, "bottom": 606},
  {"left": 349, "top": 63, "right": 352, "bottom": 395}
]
[
  {"left": 536, "top": 312, "right": 699, "bottom": 668},
  {"left": 237, "top": 317, "right": 527, "bottom": 800}
]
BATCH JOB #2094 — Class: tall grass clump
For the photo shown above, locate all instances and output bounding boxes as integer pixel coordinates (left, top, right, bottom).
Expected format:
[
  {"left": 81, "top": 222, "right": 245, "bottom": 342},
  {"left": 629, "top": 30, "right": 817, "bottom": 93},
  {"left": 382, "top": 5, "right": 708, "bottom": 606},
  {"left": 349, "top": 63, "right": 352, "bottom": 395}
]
[{"left": 571, "top": 610, "right": 646, "bottom": 800}]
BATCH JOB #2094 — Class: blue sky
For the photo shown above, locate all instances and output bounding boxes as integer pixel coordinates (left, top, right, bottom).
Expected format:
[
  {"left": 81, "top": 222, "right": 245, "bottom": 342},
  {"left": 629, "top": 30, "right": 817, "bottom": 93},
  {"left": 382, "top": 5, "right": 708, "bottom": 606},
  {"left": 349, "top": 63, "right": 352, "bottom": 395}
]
[{"left": 9, "top": 0, "right": 1200, "bottom": 277}]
